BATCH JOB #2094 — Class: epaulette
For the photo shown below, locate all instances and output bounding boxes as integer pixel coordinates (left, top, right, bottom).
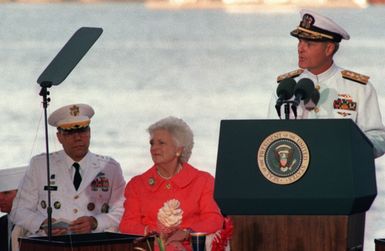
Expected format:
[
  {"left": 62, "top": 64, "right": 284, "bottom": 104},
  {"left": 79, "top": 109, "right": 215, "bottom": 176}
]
[
  {"left": 96, "top": 154, "right": 119, "bottom": 166},
  {"left": 276, "top": 69, "right": 304, "bottom": 83},
  {"left": 341, "top": 70, "right": 369, "bottom": 85},
  {"left": 96, "top": 154, "right": 109, "bottom": 161}
]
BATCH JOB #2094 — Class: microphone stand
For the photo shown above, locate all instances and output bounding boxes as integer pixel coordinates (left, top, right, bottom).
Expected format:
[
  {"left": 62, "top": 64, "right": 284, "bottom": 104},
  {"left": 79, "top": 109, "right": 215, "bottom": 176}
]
[
  {"left": 39, "top": 81, "right": 57, "bottom": 241},
  {"left": 281, "top": 100, "right": 297, "bottom": 120},
  {"left": 284, "top": 101, "right": 290, "bottom": 120},
  {"left": 290, "top": 101, "right": 298, "bottom": 119}
]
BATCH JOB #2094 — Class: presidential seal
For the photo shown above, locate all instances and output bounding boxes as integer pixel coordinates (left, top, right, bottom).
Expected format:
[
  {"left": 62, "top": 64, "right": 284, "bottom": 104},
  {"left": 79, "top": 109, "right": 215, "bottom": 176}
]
[{"left": 257, "top": 131, "right": 310, "bottom": 185}]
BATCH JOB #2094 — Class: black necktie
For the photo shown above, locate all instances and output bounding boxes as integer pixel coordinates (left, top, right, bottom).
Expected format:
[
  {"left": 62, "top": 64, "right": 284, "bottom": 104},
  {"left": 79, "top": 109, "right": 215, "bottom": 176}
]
[{"left": 73, "top": 162, "right": 82, "bottom": 190}]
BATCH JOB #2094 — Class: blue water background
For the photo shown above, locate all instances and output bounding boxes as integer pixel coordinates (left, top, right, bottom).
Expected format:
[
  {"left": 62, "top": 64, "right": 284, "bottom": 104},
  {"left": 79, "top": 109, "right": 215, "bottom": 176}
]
[{"left": 0, "top": 3, "right": 384, "bottom": 250}]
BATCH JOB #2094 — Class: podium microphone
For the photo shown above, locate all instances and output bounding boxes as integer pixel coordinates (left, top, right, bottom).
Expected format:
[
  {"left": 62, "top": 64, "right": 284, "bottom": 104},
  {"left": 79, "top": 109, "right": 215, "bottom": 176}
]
[
  {"left": 275, "top": 78, "right": 296, "bottom": 118},
  {"left": 291, "top": 78, "right": 315, "bottom": 118},
  {"left": 293, "top": 78, "right": 315, "bottom": 105},
  {"left": 304, "top": 88, "right": 320, "bottom": 111}
]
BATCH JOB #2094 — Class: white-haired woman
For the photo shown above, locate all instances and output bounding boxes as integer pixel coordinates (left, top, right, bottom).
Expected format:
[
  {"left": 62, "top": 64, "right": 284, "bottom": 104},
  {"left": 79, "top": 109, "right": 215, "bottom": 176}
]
[{"left": 119, "top": 116, "right": 224, "bottom": 251}]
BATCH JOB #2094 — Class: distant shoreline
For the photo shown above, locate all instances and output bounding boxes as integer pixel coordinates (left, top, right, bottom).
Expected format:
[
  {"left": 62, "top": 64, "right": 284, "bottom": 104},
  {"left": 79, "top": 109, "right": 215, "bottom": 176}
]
[
  {"left": 145, "top": 0, "right": 369, "bottom": 10},
  {"left": 0, "top": 0, "right": 142, "bottom": 3},
  {"left": 0, "top": 0, "right": 376, "bottom": 8}
]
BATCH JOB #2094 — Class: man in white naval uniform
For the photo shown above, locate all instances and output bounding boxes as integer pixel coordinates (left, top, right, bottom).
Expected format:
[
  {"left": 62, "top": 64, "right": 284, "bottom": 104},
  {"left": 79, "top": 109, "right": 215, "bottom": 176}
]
[
  {"left": 10, "top": 103, "right": 126, "bottom": 236},
  {"left": 267, "top": 9, "right": 385, "bottom": 158}
]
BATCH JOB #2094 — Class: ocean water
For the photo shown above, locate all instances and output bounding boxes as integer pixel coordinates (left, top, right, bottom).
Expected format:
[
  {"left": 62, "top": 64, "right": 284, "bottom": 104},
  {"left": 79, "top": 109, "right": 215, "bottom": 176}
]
[{"left": 0, "top": 3, "right": 384, "bottom": 250}]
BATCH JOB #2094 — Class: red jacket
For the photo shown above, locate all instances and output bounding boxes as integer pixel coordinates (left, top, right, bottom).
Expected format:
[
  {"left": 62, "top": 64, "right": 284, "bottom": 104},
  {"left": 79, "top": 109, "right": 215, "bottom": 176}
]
[{"left": 119, "top": 162, "right": 224, "bottom": 250}]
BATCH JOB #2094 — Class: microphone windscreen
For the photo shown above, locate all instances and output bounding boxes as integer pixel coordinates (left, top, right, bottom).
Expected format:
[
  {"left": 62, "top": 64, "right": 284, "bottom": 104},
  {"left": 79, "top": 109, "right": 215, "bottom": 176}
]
[
  {"left": 304, "top": 89, "right": 320, "bottom": 110},
  {"left": 294, "top": 78, "right": 315, "bottom": 100},
  {"left": 311, "top": 89, "right": 320, "bottom": 105},
  {"left": 276, "top": 78, "right": 296, "bottom": 100}
]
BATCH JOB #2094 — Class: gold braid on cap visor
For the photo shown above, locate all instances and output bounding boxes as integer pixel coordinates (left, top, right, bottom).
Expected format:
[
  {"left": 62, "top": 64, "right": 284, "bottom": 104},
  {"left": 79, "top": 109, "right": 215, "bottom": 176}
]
[
  {"left": 58, "top": 120, "right": 90, "bottom": 130},
  {"left": 296, "top": 27, "right": 334, "bottom": 40}
]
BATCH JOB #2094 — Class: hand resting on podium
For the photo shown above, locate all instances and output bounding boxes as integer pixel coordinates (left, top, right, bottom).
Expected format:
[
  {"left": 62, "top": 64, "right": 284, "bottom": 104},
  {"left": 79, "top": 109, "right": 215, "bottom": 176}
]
[{"left": 41, "top": 216, "right": 98, "bottom": 235}]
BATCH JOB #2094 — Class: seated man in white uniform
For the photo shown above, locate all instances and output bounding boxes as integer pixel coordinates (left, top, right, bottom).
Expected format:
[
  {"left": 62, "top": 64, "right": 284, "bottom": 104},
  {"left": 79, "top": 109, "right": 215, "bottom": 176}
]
[
  {"left": 267, "top": 9, "right": 385, "bottom": 158},
  {"left": 10, "top": 103, "right": 126, "bottom": 236}
]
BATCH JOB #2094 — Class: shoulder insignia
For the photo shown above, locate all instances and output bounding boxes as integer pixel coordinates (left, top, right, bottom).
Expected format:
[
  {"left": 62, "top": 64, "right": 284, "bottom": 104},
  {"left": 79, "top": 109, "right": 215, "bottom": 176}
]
[
  {"left": 96, "top": 154, "right": 109, "bottom": 161},
  {"left": 341, "top": 70, "right": 369, "bottom": 85},
  {"left": 277, "top": 69, "right": 304, "bottom": 83}
]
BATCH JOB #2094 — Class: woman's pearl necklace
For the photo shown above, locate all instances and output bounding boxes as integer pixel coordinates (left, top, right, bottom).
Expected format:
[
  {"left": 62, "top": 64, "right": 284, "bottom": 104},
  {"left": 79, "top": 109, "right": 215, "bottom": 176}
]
[{"left": 157, "top": 164, "right": 182, "bottom": 180}]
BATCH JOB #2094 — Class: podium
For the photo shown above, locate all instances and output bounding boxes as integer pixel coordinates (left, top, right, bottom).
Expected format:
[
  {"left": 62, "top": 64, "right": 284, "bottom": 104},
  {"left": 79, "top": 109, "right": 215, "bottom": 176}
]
[
  {"left": 19, "top": 232, "right": 154, "bottom": 251},
  {"left": 214, "top": 119, "right": 377, "bottom": 250}
]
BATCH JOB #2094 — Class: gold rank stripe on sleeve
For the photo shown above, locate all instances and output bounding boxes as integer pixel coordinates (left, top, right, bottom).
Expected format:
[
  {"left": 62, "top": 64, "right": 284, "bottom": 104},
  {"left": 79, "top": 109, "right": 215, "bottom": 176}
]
[
  {"left": 276, "top": 69, "right": 304, "bottom": 83},
  {"left": 341, "top": 70, "right": 369, "bottom": 85}
]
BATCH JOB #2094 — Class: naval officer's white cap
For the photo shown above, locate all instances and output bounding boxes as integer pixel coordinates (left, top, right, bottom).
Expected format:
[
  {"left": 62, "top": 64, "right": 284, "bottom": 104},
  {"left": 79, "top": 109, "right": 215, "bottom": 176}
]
[
  {"left": 0, "top": 166, "right": 27, "bottom": 192},
  {"left": 48, "top": 103, "right": 94, "bottom": 130},
  {"left": 291, "top": 9, "right": 350, "bottom": 42}
]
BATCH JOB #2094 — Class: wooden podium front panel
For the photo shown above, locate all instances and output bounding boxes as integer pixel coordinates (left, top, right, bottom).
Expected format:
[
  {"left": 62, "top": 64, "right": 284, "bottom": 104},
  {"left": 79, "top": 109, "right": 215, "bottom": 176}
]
[
  {"left": 19, "top": 233, "right": 153, "bottom": 251},
  {"left": 375, "top": 239, "right": 385, "bottom": 251},
  {"left": 231, "top": 214, "right": 365, "bottom": 251},
  {"left": 20, "top": 242, "right": 144, "bottom": 251}
]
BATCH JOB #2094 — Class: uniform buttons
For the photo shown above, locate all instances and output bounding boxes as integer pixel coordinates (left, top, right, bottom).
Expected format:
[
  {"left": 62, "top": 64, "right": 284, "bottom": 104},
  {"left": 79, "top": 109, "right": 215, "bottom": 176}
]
[
  {"left": 73, "top": 209, "right": 78, "bottom": 214},
  {"left": 315, "top": 84, "right": 321, "bottom": 91},
  {"left": 74, "top": 195, "right": 79, "bottom": 199},
  {"left": 166, "top": 183, "right": 171, "bottom": 189},
  {"left": 54, "top": 201, "right": 61, "bottom": 209},
  {"left": 314, "top": 107, "right": 320, "bottom": 113}
]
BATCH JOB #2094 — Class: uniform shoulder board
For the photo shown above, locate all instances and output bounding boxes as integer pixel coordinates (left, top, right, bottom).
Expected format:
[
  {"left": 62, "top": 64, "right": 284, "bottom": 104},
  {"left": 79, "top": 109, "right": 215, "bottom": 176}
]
[
  {"left": 96, "top": 154, "right": 120, "bottom": 166},
  {"left": 276, "top": 69, "right": 304, "bottom": 83},
  {"left": 96, "top": 154, "right": 109, "bottom": 160},
  {"left": 341, "top": 70, "right": 369, "bottom": 85}
]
